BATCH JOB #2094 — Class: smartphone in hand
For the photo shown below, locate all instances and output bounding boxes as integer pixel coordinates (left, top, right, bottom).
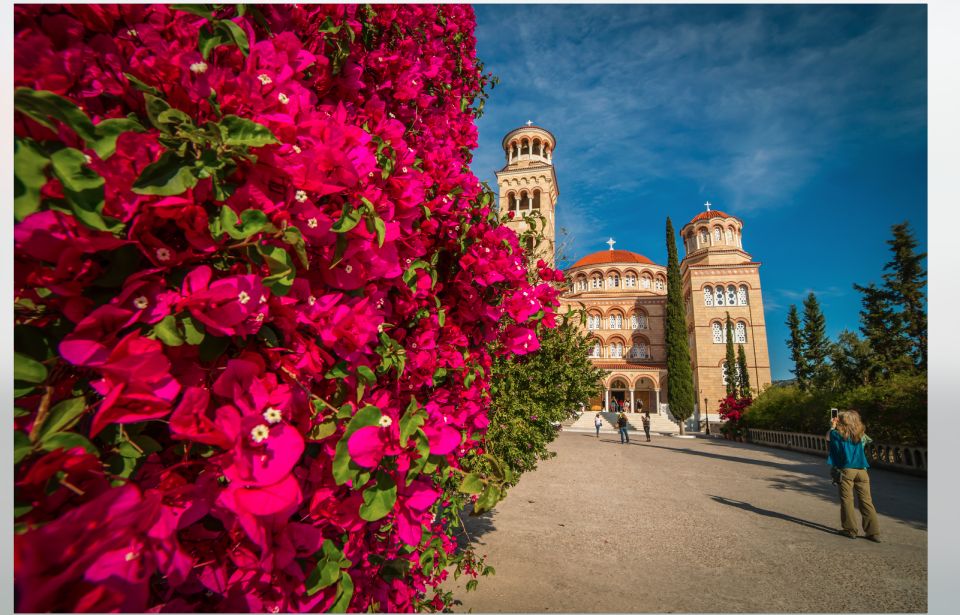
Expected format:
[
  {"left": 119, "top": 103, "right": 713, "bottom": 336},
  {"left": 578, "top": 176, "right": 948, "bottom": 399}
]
[{"left": 830, "top": 407, "right": 839, "bottom": 420}]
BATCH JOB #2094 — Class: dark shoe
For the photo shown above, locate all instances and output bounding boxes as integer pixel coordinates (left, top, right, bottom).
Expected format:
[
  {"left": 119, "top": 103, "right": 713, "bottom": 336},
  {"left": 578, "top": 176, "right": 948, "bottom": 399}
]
[
  {"left": 839, "top": 530, "right": 858, "bottom": 539},
  {"left": 866, "top": 535, "right": 882, "bottom": 543}
]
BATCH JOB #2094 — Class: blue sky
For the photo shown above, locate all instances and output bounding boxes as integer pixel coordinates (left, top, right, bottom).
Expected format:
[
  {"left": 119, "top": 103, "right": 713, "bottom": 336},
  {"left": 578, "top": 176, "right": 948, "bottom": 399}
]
[{"left": 471, "top": 4, "right": 927, "bottom": 381}]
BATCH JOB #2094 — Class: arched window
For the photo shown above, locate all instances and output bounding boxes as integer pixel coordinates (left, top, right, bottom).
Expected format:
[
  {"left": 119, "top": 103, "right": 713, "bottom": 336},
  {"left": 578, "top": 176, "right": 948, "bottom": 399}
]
[
  {"left": 735, "top": 321, "right": 747, "bottom": 343},
  {"left": 521, "top": 139, "right": 530, "bottom": 155},
  {"left": 630, "top": 314, "right": 638, "bottom": 329},
  {"left": 625, "top": 273, "right": 637, "bottom": 288},
  {"left": 715, "top": 286, "right": 725, "bottom": 306},
  {"left": 712, "top": 322, "right": 723, "bottom": 344},
  {"left": 532, "top": 190, "right": 541, "bottom": 210},
  {"left": 591, "top": 275, "right": 602, "bottom": 289},
  {"left": 641, "top": 275, "right": 651, "bottom": 289},
  {"left": 655, "top": 278, "right": 665, "bottom": 291},
  {"left": 610, "top": 342, "right": 624, "bottom": 358},
  {"left": 726, "top": 228, "right": 734, "bottom": 244},
  {"left": 637, "top": 314, "right": 648, "bottom": 329},
  {"left": 608, "top": 273, "right": 621, "bottom": 288},
  {"left": 727, "top": 285, "right": 737, "bottom": 305},
  {"left": 629, "top": 343, "right": 649, "bottom": 359},
  {"left": 587, "top": 314, "right": 601, "bottom": 330},
  {"left": 699, "top": 229, "right": 709, "bottom": 246},
  {"left": 609, "top": 313, "right": 623, "bottom": 329},
  {"left": 738, "top": 285, "right": 748, "bottom": 306},
  {"left": 704, "top": 286, "right": 714, "bottom": 306},
  {"left": 590, "top": 341, "right": 601, "bottom": 358},
  {"left": 714, "top": 227, "right": 722, "bottom": 243},
  {"left": 532, "top": 139, "right": 541, "bottom": 156}
]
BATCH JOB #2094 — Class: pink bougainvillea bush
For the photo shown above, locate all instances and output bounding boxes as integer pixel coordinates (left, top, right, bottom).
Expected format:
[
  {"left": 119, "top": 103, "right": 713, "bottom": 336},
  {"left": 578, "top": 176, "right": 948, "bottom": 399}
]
[{"left": 13, "top": 4, "right": 559, "bottom": 612}]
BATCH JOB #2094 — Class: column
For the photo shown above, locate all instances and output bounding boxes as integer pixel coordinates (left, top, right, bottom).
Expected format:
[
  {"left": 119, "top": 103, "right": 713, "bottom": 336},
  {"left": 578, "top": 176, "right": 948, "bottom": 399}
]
[
  {"left": 655, "top": 388, "right": 660, "bottom": 413},
  {"left": 629, "top": 388, "right": 635, "bottom": 413},
  {"left": 604, "top": 388, "right": 610, "bottom": 412}
]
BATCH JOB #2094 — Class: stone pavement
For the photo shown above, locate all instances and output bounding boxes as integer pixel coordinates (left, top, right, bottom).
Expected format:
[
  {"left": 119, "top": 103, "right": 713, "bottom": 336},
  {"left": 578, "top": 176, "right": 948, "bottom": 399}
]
[{"left": 444, "top": 431, "right": 927, "bottom": 613}]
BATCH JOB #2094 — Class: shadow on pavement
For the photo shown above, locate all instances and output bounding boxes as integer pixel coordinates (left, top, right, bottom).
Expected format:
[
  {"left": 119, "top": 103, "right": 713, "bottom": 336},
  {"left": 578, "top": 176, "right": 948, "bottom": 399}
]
[
  {"left": 585, "top": 437, "right": 927, "bottom": 529},
  {"left": 455, "top": 505, "right": 498, "bottom": 550},
  {"left": 709, "top": 495, "right": 840, "bottom": 535}
]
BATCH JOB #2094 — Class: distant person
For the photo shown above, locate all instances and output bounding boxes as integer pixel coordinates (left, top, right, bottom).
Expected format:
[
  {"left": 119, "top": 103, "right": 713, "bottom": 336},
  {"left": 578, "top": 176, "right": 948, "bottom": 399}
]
[
  {"left": 642, "top": 411, "right": 651, "bottom": 442},
  {"left": 827, "top": 410, "right": 881, "bottom": 542},
  {"left": 594, "top": 412, "right": 603, "bottom": 438},
  {"left": 636, "top": 399, "right": 643, "bottom": 413},
  {"left": 616, "top": 412, "right": 629, "bottom": 444}
]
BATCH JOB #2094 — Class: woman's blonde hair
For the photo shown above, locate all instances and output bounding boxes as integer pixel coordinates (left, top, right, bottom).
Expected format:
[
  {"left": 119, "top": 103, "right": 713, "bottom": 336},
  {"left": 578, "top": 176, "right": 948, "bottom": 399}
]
[{"left": 836, "top": 410, "right": 865, "bottom": 443}]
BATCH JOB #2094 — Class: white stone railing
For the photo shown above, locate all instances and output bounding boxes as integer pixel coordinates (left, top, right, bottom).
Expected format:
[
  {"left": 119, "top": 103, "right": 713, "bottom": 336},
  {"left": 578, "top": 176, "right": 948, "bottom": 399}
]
[{"left": 747, "top": 429, "right": 927, "bottom": 476}]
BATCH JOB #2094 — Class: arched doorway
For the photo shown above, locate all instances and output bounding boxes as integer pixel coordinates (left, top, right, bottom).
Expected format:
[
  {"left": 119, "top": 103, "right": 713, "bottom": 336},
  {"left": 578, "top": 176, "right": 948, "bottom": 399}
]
[
  {"left": 608, "top": 377, "right": 629, "bottom": 412},
  {"left": 632, "top": 376, "right": 656, "bottom": 414}
]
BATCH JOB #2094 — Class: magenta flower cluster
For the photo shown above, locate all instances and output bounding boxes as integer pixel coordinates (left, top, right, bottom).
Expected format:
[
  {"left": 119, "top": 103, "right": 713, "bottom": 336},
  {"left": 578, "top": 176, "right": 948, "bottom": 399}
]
[{"left": 13, "top": 4, "right": 558, "bottom": 612}]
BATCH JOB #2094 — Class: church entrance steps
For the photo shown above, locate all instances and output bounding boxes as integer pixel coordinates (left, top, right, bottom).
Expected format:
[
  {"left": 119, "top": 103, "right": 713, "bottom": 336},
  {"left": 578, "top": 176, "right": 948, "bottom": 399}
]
[{"left": 565, "top": 411, "right": 679, "bottom": 434}]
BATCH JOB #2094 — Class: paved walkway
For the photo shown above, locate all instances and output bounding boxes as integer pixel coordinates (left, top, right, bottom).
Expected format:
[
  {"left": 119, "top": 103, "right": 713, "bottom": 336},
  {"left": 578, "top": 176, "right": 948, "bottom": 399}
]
[{"left": 444, "top": 431, "right": 927, "bottom": 612}]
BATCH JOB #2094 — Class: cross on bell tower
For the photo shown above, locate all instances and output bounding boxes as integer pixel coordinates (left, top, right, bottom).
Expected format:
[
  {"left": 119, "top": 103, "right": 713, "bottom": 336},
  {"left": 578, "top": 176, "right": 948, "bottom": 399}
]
[
  {"left": 526, "top": 120, "right": 533, "bottom": 126},
  {"left": 705, "top": 201, "right": 712, "bottom": 211},
  {"left": 606, "top": 237, "right": 616, "bottom": 251}
]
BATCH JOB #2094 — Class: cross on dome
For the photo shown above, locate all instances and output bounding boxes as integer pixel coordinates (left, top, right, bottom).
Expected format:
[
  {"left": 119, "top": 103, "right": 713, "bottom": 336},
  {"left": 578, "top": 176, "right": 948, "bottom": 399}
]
[
  {"left": 705, "top": 201, "right": 712, "bottom": 211},
  {"left": 525, "top": 120, "right": 533, "bottom": 126},
  {"left": 606, "top": 237, "right": 616, "bottom": 251}
]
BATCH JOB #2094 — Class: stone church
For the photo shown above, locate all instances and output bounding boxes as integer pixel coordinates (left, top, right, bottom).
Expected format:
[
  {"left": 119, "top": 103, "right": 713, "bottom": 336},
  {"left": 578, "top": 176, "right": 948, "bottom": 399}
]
[{"left": 497, "top": 123, "right": 772, "bottom": 428}]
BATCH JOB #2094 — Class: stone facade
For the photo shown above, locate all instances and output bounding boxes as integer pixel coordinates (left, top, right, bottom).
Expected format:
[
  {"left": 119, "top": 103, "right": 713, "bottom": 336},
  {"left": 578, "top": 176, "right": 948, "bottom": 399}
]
[{"left": 495, "top": 124, "right": 773, "bottom": 423}]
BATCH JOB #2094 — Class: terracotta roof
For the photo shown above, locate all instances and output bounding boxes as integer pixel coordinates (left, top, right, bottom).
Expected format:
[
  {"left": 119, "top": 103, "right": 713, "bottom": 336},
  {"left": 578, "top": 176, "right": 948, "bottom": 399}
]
[
  {"left": 687, "top": 210, "right": 740, "bottom": 224},
  {"left": 571, "top": 249, "right": 656, "bottom": 268}
]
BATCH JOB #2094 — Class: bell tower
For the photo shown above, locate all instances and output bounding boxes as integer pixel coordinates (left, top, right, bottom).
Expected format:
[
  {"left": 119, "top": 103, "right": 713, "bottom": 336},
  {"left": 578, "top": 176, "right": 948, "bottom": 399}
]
[{"left": 496, "top": 122, "right": 559, "bottom": 266}]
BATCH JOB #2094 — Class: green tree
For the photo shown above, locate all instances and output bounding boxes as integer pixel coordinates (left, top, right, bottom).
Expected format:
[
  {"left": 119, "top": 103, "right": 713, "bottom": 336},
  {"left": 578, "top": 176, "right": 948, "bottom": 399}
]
[
  {"left": 737, "top": 344, "right": 751, "bottom": 398},
  {"left": 854, "top": 281, "right": 912, "bottom": 376},
  {"left": 664, "top": 217, "right": 695, "bottom": 434},
  {"left": 829, "top": 329, "right": 877, "bottom": 389},
  {"left": 882, "top": 222, "right": 927, "bottom": 370},
  {"left": 785, "top": 305, "right": 807, "bottom": 389},
  {"left": 801, "top": 292, "right": 830, "bottom": 389},
  {"left": 724, "top": 312, "right": 737, "bottom": 397}
]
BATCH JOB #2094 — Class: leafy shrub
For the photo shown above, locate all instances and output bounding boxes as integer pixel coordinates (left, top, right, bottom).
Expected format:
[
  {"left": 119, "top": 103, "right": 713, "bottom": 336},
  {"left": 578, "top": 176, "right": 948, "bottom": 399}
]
[{"left": 13, "top": 5, "right": 556, "bottom": 612}]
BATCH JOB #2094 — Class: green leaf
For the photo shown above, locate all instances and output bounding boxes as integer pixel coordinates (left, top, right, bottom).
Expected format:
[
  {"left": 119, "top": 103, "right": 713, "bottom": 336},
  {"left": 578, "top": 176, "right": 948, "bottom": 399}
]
[
  {"left": 50, "top": 147, "right": 103, "bottom": 193},
  {"left": 325, "top": 362, "right": 350, "bottom": 380},
  {"left": 307, "top": 420, "right": 337, "bottom": 441},
  {"left": 14, "top": 352, "right": 47, "bottom": 384},
  {"left": 459, "top": 472, "right": 484, "bottom": 495},
  {"left": 219, "top": 115, "right": 278, "bottom": 147},
  {"left": 216, "top": 19, "right": 251, "bottom": 56},
  {"left": 332, "top": 405, "right": 383, "bottom": 486},
  {"left": 14, "top": 87, "right": 97, "bottom": 144},
  {"left": 356, "top": 365, "right": 377, "bottom": 385},
  {"left": 420, "top": 549, "right": 435, "bottom": 572},
  {"left": 359, "top": 473, "right": 398, "bottom": 521},
  {"left": 154, "top": 315, "right": 185, "bottom": 347},
  {"left": 198, "top": 27, "right": 227, "bottom": 60},
  {"left": 466, "top": 579, "right": 479, "bottom": 592},
  {"left": 92, "top": 117, "right": 146, "bottom": 159},
  {"left": 133, "top": 151, "right": 198, "bottom": 195},
  {"left": 37, "top": 396, "right": 87, "bottom": 440},
  {"left": 40, "top": 432, "right": 98, "bottom": 455},
  {"left": 181, "top": 316, "right": 205, "bottom": 345},
  {"left": 472, "top": 483, "right": 502, "bottom": 515},
  {"left": 217, "top": 206, "right": 269, "bottom": 240},
  {"left": 330, "top": 572, "right": 355, "bottom": 613},
  {"left": 282, "top": 226, "right": 310, "bottom": 269},
  {"left": 123, "top": 73, "right": 161, "bottom": 96},
  {"left": 399, "top": 404, "right": 425, "bottom": 448},
  {"left": 331, "top": 204, "right": 362, "bottom": 233},
  {"left": 14, "top": 432, "right": 33, "bottom": 464},
  {"left": 142, "top": 93, "right": 173, "bottom": 131},
  {"left": 373, "top": 217, "right": 386, "bottom": 247},
  {"left": 258, "top": 243, "right": 296, "bottom": 296},
  {"left": 14, "top": 139, "right": 49, "bottom": 221},
  {"left": 305, "top": 557, "right": 342, "bottom": 595}
]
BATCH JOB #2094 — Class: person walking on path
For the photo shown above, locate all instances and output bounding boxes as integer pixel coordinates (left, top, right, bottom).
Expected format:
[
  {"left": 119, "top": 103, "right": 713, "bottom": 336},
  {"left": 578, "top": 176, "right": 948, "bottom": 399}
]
[
  {"left": 594, "top": 412, "right": 603, "bottom": 438},
  {"left": 827, "top": 410, "right": 881, "bottom": 542},
  {"left": 617, "top": 412, "right": 630, "bottom": 444},
  {"left": 641, "top": 411, "right": 651, "bottom": 442}
]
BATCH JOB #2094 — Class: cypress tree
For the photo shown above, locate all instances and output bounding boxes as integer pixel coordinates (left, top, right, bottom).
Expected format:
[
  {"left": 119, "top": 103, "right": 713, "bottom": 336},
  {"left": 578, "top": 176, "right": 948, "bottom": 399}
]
[
  {"left": 664, "top": 217, "right": 695, "bottom": 434},
  {"left": 785, "top": 305, "right": 807, "bottom": 389},
  {"left": 801, "top": 292, "right": 830, "bottom": 389},
  {"left": 882, "top": 222, "right": 927, "bottom": 370},
  {"left": 737, "top": 344, "right": 751, "bottom": 398},
  {"left": 724, "top": 312, "right": 737, "bottom": 397}
]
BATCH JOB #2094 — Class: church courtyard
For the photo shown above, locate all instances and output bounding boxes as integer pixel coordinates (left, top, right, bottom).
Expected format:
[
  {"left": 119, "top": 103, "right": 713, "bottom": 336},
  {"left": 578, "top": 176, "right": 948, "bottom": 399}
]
[{"left": 446, "top": 432, "right": 927, "bottom": 613}]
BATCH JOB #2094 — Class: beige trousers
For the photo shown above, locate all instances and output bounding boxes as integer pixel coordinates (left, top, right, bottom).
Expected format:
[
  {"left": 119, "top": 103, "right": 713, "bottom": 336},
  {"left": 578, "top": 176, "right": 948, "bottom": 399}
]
[{"left": 838, "top": 468, "right": 880, "bottom": 537}]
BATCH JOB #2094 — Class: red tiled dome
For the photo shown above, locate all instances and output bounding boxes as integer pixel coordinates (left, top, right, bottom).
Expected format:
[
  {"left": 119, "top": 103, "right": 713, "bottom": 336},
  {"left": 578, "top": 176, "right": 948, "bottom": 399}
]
[
  {"left": 571, "top": 249, "right": 655, "bottom": 268},
  {"left": 689, "top": 210, "right": 739, "bottom": 224}
]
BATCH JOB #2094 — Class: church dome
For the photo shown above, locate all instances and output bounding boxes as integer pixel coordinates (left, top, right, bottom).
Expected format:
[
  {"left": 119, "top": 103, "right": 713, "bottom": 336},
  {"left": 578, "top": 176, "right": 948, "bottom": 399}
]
[
  {"left": 688, "top": 209, "right": 739, "bottom": 224},
  {"left": 572, "top": 249, "right": 655, "bottom": 268}
]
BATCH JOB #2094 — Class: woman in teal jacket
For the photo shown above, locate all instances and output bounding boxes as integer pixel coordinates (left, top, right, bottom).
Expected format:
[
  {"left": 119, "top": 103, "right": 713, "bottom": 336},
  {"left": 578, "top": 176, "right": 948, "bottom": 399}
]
[{"left": 827, "top": 410, "right": 881, "bottom": 542}]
